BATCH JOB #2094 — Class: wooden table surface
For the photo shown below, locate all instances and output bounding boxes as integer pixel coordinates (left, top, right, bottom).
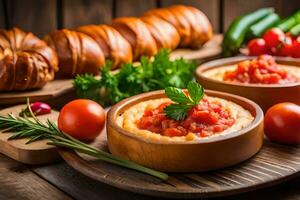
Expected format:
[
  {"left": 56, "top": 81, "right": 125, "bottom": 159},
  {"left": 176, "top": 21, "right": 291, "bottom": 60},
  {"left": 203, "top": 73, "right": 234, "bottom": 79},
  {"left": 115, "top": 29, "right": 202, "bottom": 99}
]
[{"left": 0, "top": 152, "right": 299, "bottom": 200}]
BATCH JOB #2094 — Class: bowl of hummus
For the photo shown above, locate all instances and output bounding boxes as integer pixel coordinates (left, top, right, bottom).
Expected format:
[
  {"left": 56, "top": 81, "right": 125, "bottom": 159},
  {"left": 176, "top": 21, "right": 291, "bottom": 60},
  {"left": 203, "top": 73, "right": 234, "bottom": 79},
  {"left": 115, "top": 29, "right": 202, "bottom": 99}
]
[
  {"left": 196, "top": 55, "right": 300, "bottom": 111},
  {"left": 107, "top": 89, "right": 263, "bottom": 172}
]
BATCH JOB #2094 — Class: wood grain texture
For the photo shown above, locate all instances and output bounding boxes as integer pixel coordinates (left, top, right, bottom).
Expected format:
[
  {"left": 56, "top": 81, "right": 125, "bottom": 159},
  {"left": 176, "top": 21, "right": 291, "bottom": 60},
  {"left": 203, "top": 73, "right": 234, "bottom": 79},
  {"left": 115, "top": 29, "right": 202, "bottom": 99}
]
[
  {"left": 58, "top": 127, "right": 300, "bottom": 198},
  {"left": 0, "top": 105, "right": 60, "bottom": 164},
  {"left": 63, "top": 0, "right": 113, "bottom": 28},
  {"left": 31, "top": 161, "right": 300, "bottom": 200},
  {"left": 32, "top": 162, "right": 155, "bottom": 200},
  {"left": 160, "top": 0, "right": 220, "bottom": 33},
  {"left": 114, "top": 0, "right": 156, "bottom": 17},
  {"left": 0, "top": 79, "right": 74, "bottom": 105},
  {"left": 0, "top": 0, "right": 6, "bottom": 28},
  {"left": 0, "top": 154, "right": 71, "bottom": 200},
  {"left": 4, "top": 0, "right": 56, "bottom": 37}
]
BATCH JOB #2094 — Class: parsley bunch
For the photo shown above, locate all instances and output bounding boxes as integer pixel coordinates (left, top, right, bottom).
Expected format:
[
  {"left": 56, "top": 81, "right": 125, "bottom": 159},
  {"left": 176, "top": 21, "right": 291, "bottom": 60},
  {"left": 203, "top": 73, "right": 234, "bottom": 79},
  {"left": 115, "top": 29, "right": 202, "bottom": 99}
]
[{"left": 73, "top": 49, "right": 196, "bottom": 106}]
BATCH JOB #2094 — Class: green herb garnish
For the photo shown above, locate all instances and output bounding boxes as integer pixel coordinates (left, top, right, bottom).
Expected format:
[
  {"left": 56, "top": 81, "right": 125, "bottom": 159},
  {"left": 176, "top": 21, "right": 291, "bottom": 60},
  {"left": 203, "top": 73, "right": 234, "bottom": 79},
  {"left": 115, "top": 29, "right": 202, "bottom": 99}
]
[
  {"left": 73, "top": 49, "right": 196, "bottom": 106},
  {"left": 164, "top": 81, "right": 204, "bottom": 121},
  {"left": 0, "top": 99, "right": 168, "bottom": 181}
]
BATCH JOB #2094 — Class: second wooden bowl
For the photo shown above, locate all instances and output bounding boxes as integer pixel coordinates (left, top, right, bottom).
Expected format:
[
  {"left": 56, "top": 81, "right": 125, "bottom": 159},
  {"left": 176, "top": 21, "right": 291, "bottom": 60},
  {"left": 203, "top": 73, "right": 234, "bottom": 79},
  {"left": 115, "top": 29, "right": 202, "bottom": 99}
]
[
  {"left": 195, "top": 56, "right": 300, "bottom": 112},
  {"left": 107, "top": 90, "right": 263, "bottom": 172}
]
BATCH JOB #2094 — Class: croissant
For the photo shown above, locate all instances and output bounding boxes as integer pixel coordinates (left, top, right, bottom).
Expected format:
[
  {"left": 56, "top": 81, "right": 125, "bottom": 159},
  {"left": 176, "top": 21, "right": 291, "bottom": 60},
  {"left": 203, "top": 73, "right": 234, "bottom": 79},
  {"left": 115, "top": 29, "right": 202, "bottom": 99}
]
[
  {"left": 0, "top": 27, "right": 58, "bottom": 91},
  {"left": 77, "top": 25, "right": 132, "bottom": 69},
  {"left": 144, "top": 5, "right": 213, "bottom": 48},
  {"left": 112, "top": 17, "right": 157, "bottom": 60},
  {"left": 44, "top": 29, "right": 105, "bottom": 78},
  {"left": 141, "top": 15, "right": 180, "bottom": 50}
]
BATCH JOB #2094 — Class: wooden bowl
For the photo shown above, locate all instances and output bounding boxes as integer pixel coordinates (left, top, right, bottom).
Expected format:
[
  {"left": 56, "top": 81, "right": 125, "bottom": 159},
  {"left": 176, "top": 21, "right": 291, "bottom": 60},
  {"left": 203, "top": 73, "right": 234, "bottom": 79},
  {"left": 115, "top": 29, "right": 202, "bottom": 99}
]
[
  {"left": 195, "top": 56, "right": 300, "bottom": 112},
  {"left": 107, "top": 90, "right": 264, "bottom": 172}
]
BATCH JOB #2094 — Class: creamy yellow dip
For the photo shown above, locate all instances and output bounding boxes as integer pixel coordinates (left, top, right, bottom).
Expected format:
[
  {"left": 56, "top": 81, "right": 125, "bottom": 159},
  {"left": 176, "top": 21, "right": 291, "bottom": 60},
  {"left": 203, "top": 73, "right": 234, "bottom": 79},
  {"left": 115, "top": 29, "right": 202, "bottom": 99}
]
[{"left": 116, "top": 96, "right": 254, "bottom": 143}]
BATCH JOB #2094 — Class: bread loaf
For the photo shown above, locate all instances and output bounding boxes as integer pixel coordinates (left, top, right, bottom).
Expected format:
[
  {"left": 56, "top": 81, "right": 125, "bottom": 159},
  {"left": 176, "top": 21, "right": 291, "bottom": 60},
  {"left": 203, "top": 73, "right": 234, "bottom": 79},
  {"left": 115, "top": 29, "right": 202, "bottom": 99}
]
[
  {"left": 44, "top": 29, "right": 105, "bottom": 78},
  {"left": 0, "top": 27, "right": 58, "bottom": 91}
]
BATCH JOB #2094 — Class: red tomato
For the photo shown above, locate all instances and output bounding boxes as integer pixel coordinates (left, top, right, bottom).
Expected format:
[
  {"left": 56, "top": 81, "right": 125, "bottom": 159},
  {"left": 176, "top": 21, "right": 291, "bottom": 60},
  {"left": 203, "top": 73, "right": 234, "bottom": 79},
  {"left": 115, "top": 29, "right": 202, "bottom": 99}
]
[
  {"left": 58, "top": 99, "right": 105, "bottom": 142},
  {"left": 277, "top": 36, "right": 294, "bottom": 57},
  {"left": 292, "top": 37, "right": 300, "bottom": 58},
  {"left": 264, "top": 103, "right": 300, "bottom": 145},
  {"left": 247, "top": 38, "right": 270, "bottom": 56},
  {"left": 163, "top": 128, "right": 186, "bottom": 137},
  {"left": 263, "top": 28, "right": 285, "bottom": 50}
]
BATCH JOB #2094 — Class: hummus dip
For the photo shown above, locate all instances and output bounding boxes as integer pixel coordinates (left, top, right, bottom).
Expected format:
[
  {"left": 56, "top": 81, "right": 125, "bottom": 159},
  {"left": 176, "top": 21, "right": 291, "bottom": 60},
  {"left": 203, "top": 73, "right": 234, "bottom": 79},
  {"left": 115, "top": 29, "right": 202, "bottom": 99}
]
[{"left": 117, "top": 96, "right": 254, "bottom": 143}]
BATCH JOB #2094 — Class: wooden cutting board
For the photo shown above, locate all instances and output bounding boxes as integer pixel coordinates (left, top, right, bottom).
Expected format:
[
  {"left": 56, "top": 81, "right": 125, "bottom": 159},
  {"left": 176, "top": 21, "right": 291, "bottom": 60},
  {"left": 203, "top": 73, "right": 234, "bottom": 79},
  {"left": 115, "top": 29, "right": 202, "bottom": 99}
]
[
  {"left": 0, "top": 79, "right": 74, "bottom": 106},
  {"left": 0, "top": 35, "right": 222, "bottom": 106},
  {"left": 0, "top": 104, "right": 60, "bottom": 164}
]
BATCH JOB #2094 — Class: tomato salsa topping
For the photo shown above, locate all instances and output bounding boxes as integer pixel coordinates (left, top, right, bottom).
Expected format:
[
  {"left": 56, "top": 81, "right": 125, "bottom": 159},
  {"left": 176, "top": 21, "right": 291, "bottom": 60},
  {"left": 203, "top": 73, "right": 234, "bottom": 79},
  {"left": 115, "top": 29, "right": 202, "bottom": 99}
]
[
  {"left": 137, "top": 97, "right": 235, "bottom": 138},
  {"left": 223, "top": 55, "right": 298, "bottom": 84}
]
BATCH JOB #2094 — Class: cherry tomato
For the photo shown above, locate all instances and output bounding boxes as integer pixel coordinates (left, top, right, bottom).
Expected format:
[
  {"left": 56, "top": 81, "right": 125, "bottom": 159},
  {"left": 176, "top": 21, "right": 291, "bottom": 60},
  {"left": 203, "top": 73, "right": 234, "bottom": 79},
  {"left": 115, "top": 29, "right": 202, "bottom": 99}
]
[
  {"left": 264, "top": 103, "right": 300, "bottom": 145},
  {"left": 58, "top": 99, "right": 105, "bottom": 142},
  {"left": 277, "top": 36, "right": 294, "bottom": 57},
  {"left": 247, "top": 38, "right": 270, "bottom": 56},
  {"left": 292, "top": 36, "right": 300, "bottom": 58},
  {"left": 263, "top": 28, "right": 285, "bottom": 50}
]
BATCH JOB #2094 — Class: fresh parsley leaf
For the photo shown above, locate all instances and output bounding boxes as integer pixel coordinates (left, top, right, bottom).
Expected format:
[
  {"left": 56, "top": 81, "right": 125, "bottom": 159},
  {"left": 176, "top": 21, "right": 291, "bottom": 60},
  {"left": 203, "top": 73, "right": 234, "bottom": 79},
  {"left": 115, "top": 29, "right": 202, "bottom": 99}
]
[
  {"left": 163, "top": 81, "right": 205, "bottom": 121},
  {"left": 164, "top": 104, "right": 191, "bottom": 121},
  {"left": 187, "top": 81, "right": 204, "bottom": 105},
  {"left": 165, "top": 87, "right": 193, "bottom": 104}
]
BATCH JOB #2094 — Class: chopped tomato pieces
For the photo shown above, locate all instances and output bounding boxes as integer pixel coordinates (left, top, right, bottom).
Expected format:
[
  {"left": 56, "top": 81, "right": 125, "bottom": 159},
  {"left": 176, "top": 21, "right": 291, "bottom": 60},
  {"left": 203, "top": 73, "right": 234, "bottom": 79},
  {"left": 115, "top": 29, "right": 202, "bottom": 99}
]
[
  {"left": 136, "top": 97, "right": 235, "bottom": 138},
  {"left": 223, "top": 55, "right": 298, "bottom": 84}
]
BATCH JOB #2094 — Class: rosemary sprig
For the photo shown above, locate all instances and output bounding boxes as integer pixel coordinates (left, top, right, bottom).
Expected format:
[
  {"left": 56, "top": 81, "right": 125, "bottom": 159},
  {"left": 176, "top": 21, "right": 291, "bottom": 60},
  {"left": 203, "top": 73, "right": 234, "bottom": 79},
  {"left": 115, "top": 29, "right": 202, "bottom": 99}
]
[{"left": 0, "top": 99, "right": 168, "bottom": 181}]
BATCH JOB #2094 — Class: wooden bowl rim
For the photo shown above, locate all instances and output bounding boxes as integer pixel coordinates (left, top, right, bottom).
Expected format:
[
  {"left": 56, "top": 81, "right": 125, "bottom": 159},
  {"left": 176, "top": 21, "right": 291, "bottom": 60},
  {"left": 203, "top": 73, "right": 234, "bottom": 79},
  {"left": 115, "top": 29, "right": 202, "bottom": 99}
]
[
  {"left": 196, "top": 56, "right": 300, "bottom": 88},
  {"left": 107, "top": 89, "right": 263, "bottom": 145}
]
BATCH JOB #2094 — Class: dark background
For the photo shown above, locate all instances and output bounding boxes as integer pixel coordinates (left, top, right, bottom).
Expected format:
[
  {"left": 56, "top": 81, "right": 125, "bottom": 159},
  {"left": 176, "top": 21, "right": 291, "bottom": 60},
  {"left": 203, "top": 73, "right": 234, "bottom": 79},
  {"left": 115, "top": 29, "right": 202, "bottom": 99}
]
[{"left": 0, "top": 0, "right": 299, "bottom": 38}]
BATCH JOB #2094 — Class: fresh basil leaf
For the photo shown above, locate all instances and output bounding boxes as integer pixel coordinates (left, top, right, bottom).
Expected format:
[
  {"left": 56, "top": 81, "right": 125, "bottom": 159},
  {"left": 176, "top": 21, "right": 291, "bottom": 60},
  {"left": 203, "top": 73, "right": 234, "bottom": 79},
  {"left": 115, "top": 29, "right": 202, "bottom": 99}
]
[
  {"left": 164, "top": 104, "right": 191, "bottom": 121},
  {"left": 187, "top": 81, "right": 204, "bottom": 105},
  {"left": 165, "top": 87, "right": 193, "bottom": 104}
]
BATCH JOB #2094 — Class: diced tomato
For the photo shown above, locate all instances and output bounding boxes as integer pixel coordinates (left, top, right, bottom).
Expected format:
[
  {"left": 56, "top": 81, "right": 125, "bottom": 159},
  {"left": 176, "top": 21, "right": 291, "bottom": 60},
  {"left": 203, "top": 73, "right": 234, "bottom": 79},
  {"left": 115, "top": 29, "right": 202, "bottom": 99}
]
[
  {"left": 213, "top": 125, "right": 224, "bottom": 132},
  {"left": 138, "top": 116, "right": 154, "bottom": 129},
  {"left": 199, "top": 131, "right": 210, "bottom": 137},
  {"left": 144, "top": 108, "right": 154, "bottom": 116},
  {"left": 223, "top": 55, "right": 297, "bottom": 84},
  {"left": 137, "top": 97, "right": 236, "bottom": 138},
  {"left": 157, "top": 102, "right": 171, "bottom": 112},
  {"left": 163, "top": 128, "right": 186, "bottom": 137}
]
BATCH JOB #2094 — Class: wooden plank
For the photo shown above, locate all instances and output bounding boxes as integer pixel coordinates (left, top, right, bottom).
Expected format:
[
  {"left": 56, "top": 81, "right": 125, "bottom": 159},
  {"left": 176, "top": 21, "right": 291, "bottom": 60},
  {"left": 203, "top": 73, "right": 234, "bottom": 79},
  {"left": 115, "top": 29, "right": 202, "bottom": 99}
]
[
  {"left": 115, "top": 0, "right": 156, "bottom": 17},
  {"left": 0, "top": 105, "right": 60, "bottom": 165},
  {"left": 223, "top": 0, "right": 281, "bottom": 32},
  {"left": 31, "top": 162, "right": 300, "bottom": 200},
  {"left": 32, "top": 162, "right": 155, "bottom": 200},
  {"left": 0, "top": 0, "right": 6, "bottom": 28},
  {"left": 0, "top": 79, "right": 74, "bottom": 105},
  {"left": 5, "top": 0, "right": 56, "bottom": 37},
  {"left": 0, "top": 154, "right": 72, "bottom": 200},
  {"left": 63, "top": 0, "right": 113, "bottom": 28},
  {"left": 160, "top": 0, "right": 220, "bottom": 33}
]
